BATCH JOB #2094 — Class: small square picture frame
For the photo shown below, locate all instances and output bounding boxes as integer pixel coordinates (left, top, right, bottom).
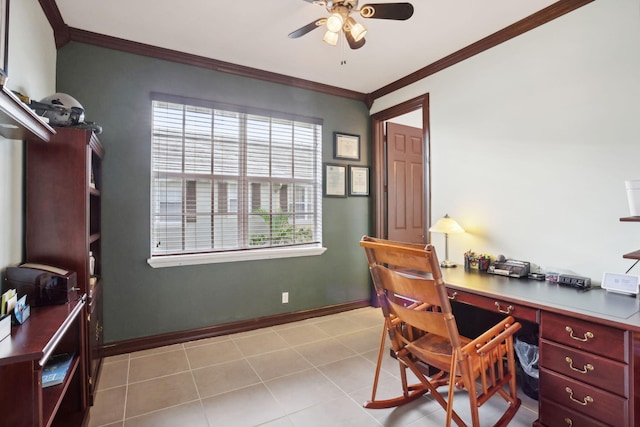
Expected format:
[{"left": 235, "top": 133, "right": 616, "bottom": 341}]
[
  {"left": 323, "top": 163, "right": 347, "bottom": 198},
  {"left": 349, "top": 165, "right": 369, "bottom": 196},
  {"left": 333, "top": 132, "right": 360, "bottom": 161}
]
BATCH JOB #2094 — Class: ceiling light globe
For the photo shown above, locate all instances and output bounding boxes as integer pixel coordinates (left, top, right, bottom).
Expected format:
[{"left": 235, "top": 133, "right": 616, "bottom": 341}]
[
  {"left": 326, "top": 13, "right": 344, "bottom": 33},
  {"left": 350, "top": 22, "right": 367, "bottom": 42},
  {"left": 323, "top": 30, "right": 339, "bottom": 46}
]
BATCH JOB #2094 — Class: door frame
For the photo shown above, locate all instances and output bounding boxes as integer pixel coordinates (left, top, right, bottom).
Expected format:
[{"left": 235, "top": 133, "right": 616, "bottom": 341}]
[{"left": 370, "top": 93, "right": 430, "bottom": 239}]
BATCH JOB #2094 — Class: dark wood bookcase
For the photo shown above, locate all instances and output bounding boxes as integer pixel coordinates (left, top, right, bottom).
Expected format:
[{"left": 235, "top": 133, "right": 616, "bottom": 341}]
[
  {"left": 0, "top": 297, "right": 87, "bottom": 427},
  {"left": 26, "top": 127, "right": 104, "bottom": 406}
]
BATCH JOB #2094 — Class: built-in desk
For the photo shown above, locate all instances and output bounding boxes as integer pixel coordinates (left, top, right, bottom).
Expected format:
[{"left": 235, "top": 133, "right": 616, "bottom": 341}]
[{"left": 441, "top": 268, "right": 640, "bottom": 427}]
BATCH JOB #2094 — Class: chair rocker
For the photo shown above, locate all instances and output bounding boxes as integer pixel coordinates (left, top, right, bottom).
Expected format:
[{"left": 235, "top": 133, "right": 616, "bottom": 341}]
[{"left": 360, "top": 236, "right": 522, "bottom": 427}]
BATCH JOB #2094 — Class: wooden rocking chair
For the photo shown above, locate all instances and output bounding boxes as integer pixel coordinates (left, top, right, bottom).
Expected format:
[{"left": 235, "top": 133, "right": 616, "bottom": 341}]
[{"left": 360, "top": 236, "right": 522, "bottom": 427}]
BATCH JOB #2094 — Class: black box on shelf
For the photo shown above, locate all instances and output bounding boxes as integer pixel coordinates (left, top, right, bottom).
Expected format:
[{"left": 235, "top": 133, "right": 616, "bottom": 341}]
[{"left": 4, "top": 264, "right": 77, "bottom": 306}]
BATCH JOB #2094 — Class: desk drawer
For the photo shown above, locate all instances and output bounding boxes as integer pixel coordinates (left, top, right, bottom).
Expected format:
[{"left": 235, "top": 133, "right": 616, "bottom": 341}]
[
  {"left": 447, "top": 289, "right": 538, "bottom": 323},
  {"left": 540, "top": 339, "right": 627, "bottom": 396},
  {"left": 540, "top": 312, "right": 626, "bottom": 362},
  {"left": 539, "top": 398, "right": 611, "bottom": 427},
  {"left": 540, "top": 368, "right": 628, "bottom": 427}
]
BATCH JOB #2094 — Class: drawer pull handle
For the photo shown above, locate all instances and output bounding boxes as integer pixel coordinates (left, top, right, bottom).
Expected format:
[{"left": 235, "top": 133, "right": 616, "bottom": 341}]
[
  {"left": 565, "top": 357, "right": 594, "bottom": 374},
  {"left": 565, "top": 326, "right": 594, "bottom": 342},
  {"left": 565, "top": 387, "right": 593, "bottom": 406},
  {"left": 564, "top": 418, "right": 573, "bottom": 426},
  {"left": 448, "top": 291, "right": 458, "bottom": 300},
  {"left": 494, "top": 302, "right": 514, "bottom": 314}
]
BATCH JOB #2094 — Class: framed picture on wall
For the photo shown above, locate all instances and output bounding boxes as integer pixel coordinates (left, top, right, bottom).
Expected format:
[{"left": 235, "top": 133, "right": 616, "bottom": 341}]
[
  {"left": 333, "top": 132, "right": 360, "bottom": 160},
  {"left": 0, "top": 0, "right": 8, "bottom": 85},
  {"left": 323, "top": 163, "right": 347, "bottom": 197},
  {"left": 349, "top": 165, "right": 369, "bottom": 196}
]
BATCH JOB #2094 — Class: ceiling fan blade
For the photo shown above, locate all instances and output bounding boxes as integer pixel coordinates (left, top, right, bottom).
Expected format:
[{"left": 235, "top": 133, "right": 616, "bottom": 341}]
[
  {"left": 345, "top": 31, "right": 366, "bottom": 50},
  {"left": 359, "top": 3, "right": 414, "bottom": 20},
  {"left": 288, "top": 18, "right": 327, "bottom": 39}
]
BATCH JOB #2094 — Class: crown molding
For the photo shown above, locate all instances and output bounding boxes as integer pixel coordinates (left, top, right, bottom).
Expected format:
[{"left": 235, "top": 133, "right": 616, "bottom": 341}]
[
  {"left": 39, "top": 0, "right": 593, "bottom": 106},
  {"left": 38, "top": 0, "right": 69, "bottom": 48},
  {"left": 66, "top": 27, "right": 369, "bottom": 103},
  {"left": 369, "top": 0, "right": 594, "bottom": 101},
  {"left": 36, "top": 0, "right": 367, "bottom": 103}
]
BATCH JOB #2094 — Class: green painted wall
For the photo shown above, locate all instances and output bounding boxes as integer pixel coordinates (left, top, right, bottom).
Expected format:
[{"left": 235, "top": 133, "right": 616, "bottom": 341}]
[{"left": 55, "top": 42, "right": 372, "bottom": 344}]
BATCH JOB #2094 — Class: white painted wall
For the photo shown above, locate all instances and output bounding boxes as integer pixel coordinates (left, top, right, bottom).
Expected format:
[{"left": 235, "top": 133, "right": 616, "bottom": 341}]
[
  {"left": 0, "top": 2, "right": 55, "bottom": 271},
  {"left": 371, "top": 0, "right": 640, "bottom": 283}
]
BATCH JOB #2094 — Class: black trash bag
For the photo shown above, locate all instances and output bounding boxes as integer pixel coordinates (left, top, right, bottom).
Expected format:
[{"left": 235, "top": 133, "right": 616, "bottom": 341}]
[{"left": 514, "top": 335, "right": 539, "bottom": 400}]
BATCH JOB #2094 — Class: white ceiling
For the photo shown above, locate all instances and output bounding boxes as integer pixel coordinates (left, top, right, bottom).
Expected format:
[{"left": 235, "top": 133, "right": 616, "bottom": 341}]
[{"left": 55, "top": 0, "right": 558, "bottom": 94}]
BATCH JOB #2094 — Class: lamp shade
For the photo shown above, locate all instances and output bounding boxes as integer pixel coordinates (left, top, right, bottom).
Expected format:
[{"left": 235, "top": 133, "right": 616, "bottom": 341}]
[
  {"left": 326, "top": 13, "right": 345, "bottom": 32},
  {"left": 429, "top": 214, "right": 464, "bottom": 234},
  {"left": 347, "top": 17, "right": 367, "bottom": 42},
  {"left": 323, "top": 30, "right": 339, "bottom": 46}
]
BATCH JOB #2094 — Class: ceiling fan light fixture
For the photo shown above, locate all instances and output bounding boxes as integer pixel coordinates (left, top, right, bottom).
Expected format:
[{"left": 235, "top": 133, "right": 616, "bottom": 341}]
[
  {"left": 326, "top": 12, "right": 345, "bottom": 33},
  {"left": 288, "top": 0, "right": 413, "bottom": 51},
  {"left": 347, "top": 17, "right": 367, "bottom": 42},
  {"left": 323, "top": 30, "right": 339, "bottom": 46}
]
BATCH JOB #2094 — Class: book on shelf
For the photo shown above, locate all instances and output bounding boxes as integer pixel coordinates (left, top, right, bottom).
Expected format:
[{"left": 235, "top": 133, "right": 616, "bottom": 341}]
[
  {"left": 42, "top": 353, "right": 74, "bottom": 388},
  {"left": 0, "top": 313, "right": 10, "bottom": 342},
  {"left": 1, "top": 288, "right": 17, "bottom": 316}
]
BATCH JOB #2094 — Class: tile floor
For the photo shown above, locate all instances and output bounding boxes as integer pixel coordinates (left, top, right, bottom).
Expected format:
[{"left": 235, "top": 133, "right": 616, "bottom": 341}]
[{"left": 87, "top": 307, "right": 538, "bottom": 427}]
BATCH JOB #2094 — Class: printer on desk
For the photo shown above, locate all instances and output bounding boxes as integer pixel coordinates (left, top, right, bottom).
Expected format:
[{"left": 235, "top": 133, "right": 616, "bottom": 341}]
[
  {"left": 3, "top": 263, "right": 77, "bottom": 306},
  {"left": 487, "top": 259, "right": 530, "bottom": 278}
]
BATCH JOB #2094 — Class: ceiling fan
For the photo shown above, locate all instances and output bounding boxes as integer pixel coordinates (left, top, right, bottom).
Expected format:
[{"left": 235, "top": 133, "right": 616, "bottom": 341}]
[{"left": 288, "top": 0, "right": 414, "bottom": 50}]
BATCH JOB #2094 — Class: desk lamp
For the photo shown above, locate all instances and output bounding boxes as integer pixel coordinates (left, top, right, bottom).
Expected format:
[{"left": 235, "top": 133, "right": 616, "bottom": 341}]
[{"left": 429, "top": 214, "right": 465, "bottom": 268}]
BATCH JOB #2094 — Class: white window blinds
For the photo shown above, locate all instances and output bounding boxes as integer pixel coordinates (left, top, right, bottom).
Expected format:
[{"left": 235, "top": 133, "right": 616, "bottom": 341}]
[{"left": 151, "top": 96, "right": 323, "bottom": 257}]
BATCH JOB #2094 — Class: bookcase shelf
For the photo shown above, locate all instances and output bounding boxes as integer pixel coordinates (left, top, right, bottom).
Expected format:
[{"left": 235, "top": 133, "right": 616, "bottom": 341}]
[
  {"left": 620, "top": 216, "right": 640, "bottom": 222},
  {"left": 0, "top": 86, "right": 55, "bottom": 142},
  {"left": 42, "top": 355, "right": 81, "bottom": 424},
  {"left": 623, "top": 250, "right": 640, "bottom": 260}
]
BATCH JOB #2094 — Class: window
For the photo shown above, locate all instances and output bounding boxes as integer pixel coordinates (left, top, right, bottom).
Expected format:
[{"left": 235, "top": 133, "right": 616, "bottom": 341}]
[{"left": 149, "top": 95, "right": 324, "bottom": 267}]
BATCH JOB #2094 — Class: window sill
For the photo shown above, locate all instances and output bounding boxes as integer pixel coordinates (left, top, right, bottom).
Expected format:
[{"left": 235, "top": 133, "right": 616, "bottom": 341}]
[{"left": 147, "top": 245, "right": 327, "bottom": 268}]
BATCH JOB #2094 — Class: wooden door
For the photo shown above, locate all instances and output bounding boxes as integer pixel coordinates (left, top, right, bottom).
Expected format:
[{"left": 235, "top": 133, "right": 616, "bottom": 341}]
[{"left": 386, "top": 122, "right": 424, "bottom": 243}]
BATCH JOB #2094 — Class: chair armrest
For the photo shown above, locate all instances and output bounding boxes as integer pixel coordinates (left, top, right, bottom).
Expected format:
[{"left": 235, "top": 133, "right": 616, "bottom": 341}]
[{"left": 462, "top": 316, "right": 522, "bottom": 356}]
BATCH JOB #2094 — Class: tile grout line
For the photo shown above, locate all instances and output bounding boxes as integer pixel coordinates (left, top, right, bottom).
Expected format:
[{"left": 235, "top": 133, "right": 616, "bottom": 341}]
[
  {"left": 244, "top": 329, "right": 293, "bottom": 425},
  {"left": 121, "top": 354, "right": 130, "bottom": 426},
  {"left": 182, "top": 344, "right": 215, "bottom": 427}
]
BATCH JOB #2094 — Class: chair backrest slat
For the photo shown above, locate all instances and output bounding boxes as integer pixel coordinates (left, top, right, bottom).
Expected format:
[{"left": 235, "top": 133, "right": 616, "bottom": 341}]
[
  {"left": 371, "top": 266, "right": 441, "bottom": 307},
  {"left": 362, "top": 239, "right": 441, "bottom": 277}
]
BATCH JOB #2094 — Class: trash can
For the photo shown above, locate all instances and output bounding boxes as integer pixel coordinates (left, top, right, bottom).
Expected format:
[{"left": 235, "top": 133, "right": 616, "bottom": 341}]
[{"left": 514, "top": 335, "right": 539, "bottom": 400}]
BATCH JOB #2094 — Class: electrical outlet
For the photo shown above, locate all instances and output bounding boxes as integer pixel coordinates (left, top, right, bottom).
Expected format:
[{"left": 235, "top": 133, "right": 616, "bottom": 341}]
[{"left": 282, "top": 292, "right": 289, "bottom": 304}]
